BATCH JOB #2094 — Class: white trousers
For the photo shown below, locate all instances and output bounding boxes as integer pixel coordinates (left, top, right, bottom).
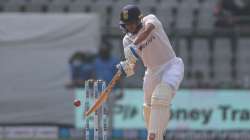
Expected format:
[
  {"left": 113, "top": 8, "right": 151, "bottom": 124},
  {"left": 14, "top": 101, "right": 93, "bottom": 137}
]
[{"left": 143, "top": 57, "right": 184, "bottom": 105}]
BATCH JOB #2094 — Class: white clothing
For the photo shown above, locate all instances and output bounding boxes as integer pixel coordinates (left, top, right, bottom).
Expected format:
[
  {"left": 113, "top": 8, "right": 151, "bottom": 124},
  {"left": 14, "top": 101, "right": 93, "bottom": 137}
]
[
  {"left": 143, "top": 57, "right": 184, "bottom": 105},
  {"left": 123, "top": 14, "right": 176, "bottom": 69},
  {"left": 122, "top": 14, "right": 184, "bottom": 105}
]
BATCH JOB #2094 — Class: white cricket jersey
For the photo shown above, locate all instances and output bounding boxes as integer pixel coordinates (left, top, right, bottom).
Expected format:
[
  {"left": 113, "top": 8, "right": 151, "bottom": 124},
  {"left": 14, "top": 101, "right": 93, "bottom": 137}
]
[{"left": 123, "top": 14, "right": 176, "bottom": 69}]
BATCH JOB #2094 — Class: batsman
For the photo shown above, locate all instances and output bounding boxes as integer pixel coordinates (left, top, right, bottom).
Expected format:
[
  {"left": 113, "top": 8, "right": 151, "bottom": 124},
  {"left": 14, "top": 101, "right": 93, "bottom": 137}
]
[{"left": 116, "top": 4, "right": 184, "bottom": 140}]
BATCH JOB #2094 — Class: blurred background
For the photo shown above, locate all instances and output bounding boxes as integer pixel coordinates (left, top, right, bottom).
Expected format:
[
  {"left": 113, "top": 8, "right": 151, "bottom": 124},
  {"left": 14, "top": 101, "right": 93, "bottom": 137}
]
[{"left": 0, "top": 0, "right": 250, "bottom": 140}]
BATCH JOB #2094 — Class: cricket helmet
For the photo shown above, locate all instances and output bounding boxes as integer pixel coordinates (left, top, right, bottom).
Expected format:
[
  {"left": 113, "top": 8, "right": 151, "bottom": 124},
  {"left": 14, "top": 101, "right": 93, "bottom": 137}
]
[{"left": 119, "top": 4, "right": 143, "bottom": 34}]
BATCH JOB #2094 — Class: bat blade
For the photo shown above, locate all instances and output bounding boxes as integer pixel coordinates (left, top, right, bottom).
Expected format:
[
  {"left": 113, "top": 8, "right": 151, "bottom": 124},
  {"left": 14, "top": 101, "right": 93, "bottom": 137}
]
[
  {"left": 85, "top": 90, "right": 109, "bottom": 116},
  {"left": 85, "top": 70, "right": 122, "bottom": 117}
]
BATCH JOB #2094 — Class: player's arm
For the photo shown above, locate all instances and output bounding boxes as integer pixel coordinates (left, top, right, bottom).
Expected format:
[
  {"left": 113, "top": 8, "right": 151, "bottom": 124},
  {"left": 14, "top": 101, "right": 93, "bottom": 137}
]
[
  {"left": 133, "top": 23, "right": 155, "bottom": 45},
  {"left": 116, "top": 37, "right": 138, "bottom": 77},
  {"left": 118, "top": 21, "right": 155, "bottom": 77},
  {"left": 124, "top": 23, "right": 155, "bottom": 64}
]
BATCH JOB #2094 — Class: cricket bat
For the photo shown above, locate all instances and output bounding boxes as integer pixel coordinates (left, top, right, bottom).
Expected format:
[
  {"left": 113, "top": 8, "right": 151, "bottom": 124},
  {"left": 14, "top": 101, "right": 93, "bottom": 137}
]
[{"left": 84, "top": 70, "right": 122, "bottom": 117}]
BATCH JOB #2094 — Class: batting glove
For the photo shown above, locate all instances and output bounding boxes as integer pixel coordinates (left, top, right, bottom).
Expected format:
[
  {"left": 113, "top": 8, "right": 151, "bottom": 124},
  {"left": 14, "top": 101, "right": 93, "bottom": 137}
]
[{"left": 116, "top": 60, "right": 135, "bottom": 77}]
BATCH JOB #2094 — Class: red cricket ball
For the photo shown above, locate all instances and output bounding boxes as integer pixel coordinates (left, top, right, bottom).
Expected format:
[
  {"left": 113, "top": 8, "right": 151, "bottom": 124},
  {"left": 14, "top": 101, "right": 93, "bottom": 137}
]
[{"left": 74, "top": 99, "right": 81, "bottom": 107}]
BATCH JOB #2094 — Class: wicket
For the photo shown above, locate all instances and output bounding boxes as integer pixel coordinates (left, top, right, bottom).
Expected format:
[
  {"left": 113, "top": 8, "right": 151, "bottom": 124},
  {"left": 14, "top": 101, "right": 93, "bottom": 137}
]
[{"left": 84, "top": 79, "right": 109, "bottom": 140}]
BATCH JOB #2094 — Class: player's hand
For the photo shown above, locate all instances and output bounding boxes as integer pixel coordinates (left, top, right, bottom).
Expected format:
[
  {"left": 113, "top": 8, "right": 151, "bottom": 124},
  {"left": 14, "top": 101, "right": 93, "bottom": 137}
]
[
  {"left": 124, "top": 44, "right": 139, "bottom": 64},
  {"left": 116, "top": 60, "right": 135, "bottom": 77}
]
